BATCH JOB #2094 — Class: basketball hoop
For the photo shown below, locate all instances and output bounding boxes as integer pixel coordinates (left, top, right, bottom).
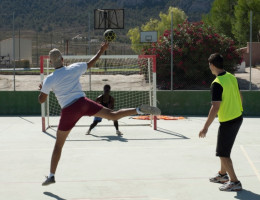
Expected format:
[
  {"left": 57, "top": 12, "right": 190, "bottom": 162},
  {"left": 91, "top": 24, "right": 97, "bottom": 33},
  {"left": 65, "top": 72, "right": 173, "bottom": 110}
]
[
  {"left": 140, "top": 31, "right": 158, "bottom": 43},
  {"left": 94, "top": 9, "right": 124, "bottom": 30}
]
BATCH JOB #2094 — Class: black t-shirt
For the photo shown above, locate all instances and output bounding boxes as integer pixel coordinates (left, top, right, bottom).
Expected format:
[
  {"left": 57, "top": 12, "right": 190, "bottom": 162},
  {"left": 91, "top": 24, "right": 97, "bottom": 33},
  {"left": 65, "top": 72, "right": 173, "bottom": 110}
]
[
  {"left": 211, "top": 71, "right": 240, "bottom": 102},
  {"left": 211, "top": 82, "right": 223, "bottom": 101},
  {"left": 100, "top": 95, "right": 112, "bottom": 108}
]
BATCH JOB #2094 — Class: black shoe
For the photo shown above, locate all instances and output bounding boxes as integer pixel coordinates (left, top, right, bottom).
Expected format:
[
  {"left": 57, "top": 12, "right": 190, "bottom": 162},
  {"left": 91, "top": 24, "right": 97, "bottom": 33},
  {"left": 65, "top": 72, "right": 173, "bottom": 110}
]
[
  {"left": 116, "top": 130, "right": 123, "bottom": 136},
  {"left": 42, "top": 176, "right": 55, "bottom": 186}
]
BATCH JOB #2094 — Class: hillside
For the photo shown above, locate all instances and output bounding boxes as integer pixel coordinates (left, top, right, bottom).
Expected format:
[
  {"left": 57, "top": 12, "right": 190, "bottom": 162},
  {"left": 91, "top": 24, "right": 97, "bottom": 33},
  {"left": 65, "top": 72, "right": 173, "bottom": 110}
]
[
  {"left": 0, "top": 0, "right": 214, "bottom": 59},
  {"left": 0, "top": 0, "right": 214, "bottom": 32}
]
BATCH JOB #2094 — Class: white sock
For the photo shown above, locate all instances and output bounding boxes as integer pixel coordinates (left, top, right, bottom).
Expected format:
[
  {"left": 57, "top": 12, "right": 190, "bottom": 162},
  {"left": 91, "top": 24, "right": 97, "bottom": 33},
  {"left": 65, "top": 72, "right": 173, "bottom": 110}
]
[
  {"left": 136, "top": 107, "right": 144, "bottom": 114},
  {"left": 48, "top": 173, "right": 55, "bottom": 178}
]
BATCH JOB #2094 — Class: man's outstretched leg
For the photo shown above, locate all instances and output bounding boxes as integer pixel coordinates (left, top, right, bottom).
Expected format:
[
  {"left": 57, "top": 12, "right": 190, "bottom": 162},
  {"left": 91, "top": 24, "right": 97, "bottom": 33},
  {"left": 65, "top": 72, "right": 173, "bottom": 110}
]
[
  {"left": 95, "top": 105, "right": 161, "bottom": 121},
  {"left": 42, "top": 129, "right": 71, "bottom": 186}
]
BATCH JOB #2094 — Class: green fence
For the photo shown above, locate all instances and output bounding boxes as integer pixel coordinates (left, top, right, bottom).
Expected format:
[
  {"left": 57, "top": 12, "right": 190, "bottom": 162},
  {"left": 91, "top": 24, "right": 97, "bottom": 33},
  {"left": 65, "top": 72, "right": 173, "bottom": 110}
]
[
  {"left": 0, "top": 91, "right": 40, "bottom": 115},
  {"left": 0, "top": 91, "right": 259, "bottom": 116},
  {"left": 157, "top": 90, "right": 260, "bottom": 116}
]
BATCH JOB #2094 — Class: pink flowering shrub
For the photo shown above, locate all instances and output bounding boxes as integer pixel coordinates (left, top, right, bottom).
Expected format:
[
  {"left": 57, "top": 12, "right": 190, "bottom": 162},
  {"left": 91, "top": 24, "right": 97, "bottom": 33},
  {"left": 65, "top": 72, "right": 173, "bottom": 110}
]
[{"left": 142, "top": 20, "right": 243, "bottom": 90}]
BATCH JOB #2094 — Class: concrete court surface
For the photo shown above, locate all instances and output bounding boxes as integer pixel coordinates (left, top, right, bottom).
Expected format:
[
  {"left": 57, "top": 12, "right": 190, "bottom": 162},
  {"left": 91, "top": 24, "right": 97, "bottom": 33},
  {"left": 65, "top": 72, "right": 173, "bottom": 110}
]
[{"left": 0, "top": 116, "right": 260, "bottom": 200}]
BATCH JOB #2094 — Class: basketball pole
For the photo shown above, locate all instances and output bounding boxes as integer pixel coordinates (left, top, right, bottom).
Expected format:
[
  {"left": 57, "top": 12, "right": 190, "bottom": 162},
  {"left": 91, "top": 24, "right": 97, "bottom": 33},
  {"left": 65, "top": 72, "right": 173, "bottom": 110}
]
[
  {"left": 170, "top": 11, "right": 173, "bottom": 91},
  {"left": 249, "top": 10, "right": 252, "bottom": 91}
]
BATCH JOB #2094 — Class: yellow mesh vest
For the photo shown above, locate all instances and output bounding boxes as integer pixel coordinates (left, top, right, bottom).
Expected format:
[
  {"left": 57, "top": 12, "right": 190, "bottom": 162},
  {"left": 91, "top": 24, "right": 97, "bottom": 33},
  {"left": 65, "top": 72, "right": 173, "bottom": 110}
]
[{"left": 212, "top": 72, "right": 243, "bottom": 122}]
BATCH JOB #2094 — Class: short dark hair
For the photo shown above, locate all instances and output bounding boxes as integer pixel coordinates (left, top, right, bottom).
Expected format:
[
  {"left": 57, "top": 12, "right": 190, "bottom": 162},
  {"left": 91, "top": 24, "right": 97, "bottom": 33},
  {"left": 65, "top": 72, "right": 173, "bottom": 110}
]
[
  {"left": 208, "top": 53, "right": 224, "bottom": 69},
  {"left": 104, "top": 84, "right": 111, "bottom": 90}
]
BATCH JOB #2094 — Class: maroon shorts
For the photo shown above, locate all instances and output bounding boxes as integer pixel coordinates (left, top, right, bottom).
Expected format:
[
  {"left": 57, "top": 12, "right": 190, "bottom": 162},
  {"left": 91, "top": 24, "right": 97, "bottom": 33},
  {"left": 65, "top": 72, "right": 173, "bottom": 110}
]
[{"left": 58, "top": 97, "right": 103, "bottom": 131}]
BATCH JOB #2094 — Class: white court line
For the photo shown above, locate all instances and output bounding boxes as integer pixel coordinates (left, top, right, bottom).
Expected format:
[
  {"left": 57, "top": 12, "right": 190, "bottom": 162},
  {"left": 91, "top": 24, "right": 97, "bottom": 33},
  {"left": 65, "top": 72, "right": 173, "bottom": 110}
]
[
  {"left": 240, "top": 145, "right": 260, "bottom": 182},
  {"left": 0, "top": 144, "right": 259, "bottom": 152},
  {"left": 71, "top": 198, "right": 169, "bottom": 200},
  {"left": 0, "top": 145, "right": 198, "bottom": 152},
  {"left": 0, "top": 144, "right": 256, "bottom": 152},
  {"left": 1, "top": 174, "right": 256, "bottom": 185},
  {"left": 239, "top": 145, "right": 260, "bottom": 147},
  {"left": 70, "top": 196, "right": 148, "bottom": 200}
]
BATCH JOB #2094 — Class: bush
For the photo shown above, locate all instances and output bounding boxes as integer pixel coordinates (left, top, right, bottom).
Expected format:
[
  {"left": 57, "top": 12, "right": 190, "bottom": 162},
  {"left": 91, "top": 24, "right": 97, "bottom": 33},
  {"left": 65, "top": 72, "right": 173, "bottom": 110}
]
[{"left": 142, "top": 20, "right": 243, "bottom": 90}]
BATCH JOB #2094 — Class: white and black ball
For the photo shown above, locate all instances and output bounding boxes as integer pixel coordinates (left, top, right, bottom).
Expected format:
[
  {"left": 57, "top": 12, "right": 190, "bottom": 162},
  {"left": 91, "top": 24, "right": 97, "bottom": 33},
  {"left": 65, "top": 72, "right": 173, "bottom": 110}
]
[{"left": 104, "top": 29, "right": 116, "bottom": 42}]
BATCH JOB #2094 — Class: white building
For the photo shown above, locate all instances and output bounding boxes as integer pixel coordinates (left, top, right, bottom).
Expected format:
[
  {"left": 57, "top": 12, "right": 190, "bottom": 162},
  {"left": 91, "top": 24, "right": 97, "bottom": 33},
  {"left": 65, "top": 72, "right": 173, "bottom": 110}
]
[{"left": 0, "top": 38, "right": 32, "bottom": 64}]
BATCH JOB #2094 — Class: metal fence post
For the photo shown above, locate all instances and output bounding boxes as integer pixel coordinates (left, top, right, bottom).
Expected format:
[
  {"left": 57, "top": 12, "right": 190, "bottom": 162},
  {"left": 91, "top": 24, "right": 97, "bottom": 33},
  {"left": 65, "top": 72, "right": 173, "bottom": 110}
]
[
  {"left": 249, "top": 10, "right": 252, "bottom": 90},
  {"left": 171, "top": 11, "right": 173, "bottom": 91},
  {"left": 88, "top": 12, "right": 92, "bottom": 91},
  {"left": 12, "top": 12, "right": 16, "bottom": 91}
]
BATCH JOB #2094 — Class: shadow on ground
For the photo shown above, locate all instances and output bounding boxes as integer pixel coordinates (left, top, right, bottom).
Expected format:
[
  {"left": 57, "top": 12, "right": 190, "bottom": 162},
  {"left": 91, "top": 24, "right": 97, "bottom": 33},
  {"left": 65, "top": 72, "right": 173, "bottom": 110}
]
[
  {"left": 156, "top": 127, "right": 190, "bottom": 139},
  {"left": 42, "top": 127, "right": 189, "bottom": 142},
  {"left": 89, "top": 134, "right": 128, "bottom": 142},
  {"left": 43, "top": 192, "right": 66, "bottom": 200},
  {"left": 235, "top": 189, "right": 260, "bottom": 200}
]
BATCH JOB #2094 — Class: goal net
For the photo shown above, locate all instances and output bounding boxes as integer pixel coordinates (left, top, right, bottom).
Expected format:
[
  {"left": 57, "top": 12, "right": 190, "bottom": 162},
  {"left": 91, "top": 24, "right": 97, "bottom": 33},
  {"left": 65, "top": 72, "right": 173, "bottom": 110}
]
[{"left": 40, "top": 55, "right": 157, "bottom": 132}]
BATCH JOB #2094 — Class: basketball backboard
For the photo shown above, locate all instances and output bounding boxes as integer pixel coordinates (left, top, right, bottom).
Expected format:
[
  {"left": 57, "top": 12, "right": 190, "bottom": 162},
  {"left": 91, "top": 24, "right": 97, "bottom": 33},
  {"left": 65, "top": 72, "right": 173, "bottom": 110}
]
[
  {"left": 94, "top": 9, "right": 124, "bottom": 29},
  {"left": 140, "top": 31, "right": 158, "bottom": 43}
]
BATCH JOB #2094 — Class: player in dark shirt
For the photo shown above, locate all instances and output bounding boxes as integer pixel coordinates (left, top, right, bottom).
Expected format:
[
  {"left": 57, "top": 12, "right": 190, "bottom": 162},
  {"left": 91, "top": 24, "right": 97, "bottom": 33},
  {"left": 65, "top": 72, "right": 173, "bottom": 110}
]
[{"left": 86, "top": 84, "right": 123, "bottom": 136}]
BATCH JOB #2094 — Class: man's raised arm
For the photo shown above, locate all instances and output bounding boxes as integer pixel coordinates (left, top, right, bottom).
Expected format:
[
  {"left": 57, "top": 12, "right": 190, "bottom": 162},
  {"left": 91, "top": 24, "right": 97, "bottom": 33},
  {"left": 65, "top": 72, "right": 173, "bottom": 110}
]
[{"left": 87, "top": 42, "right": 109, "bottom": 69}]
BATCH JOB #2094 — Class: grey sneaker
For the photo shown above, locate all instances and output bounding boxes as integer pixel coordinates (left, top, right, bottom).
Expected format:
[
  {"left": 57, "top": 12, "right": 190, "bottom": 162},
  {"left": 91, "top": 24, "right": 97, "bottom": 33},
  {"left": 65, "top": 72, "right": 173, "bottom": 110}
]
[
  {"left": 42, "top": 176, "right": 55, "bottom": 186},
  {"left": 209, "top": 172, "right": 229, "bottom": 183},
  {"left": 116, "top": 130, "right": 123, "bottom": 136},
  {"left": 219, "top": 181, "right": 242, "bottom": 191},
  {"left": 139, "top": 105, "right": 161, "bottom": 115},
  {"left": 86, "top": 129, "right": 91, "bottom": 135}
]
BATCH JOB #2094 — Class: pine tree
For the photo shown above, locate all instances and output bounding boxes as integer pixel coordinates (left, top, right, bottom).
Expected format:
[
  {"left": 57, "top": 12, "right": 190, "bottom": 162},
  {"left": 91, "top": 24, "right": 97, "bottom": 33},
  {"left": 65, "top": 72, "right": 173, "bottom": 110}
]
[
  {"left": 232, "top": 0, "right": 260, "bottom": 45},
  {"left": 203, "top": 0, "right": 237, "bottom": 39}
]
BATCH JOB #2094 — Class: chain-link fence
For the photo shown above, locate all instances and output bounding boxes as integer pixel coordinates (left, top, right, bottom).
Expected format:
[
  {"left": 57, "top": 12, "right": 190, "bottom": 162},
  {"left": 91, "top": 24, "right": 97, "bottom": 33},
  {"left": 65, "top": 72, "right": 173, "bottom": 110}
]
[
  {"left": 0, "top": 31, "right": 135, "bottom": 67},
  {"left": 0, "top": 12, "right": 136, "bottom": 91},
  {"left": 0, "top": 12, "right": 259, "bottom": 91},
  {"left": 235, "top": 11, "right": 260, "bottom": 91}
]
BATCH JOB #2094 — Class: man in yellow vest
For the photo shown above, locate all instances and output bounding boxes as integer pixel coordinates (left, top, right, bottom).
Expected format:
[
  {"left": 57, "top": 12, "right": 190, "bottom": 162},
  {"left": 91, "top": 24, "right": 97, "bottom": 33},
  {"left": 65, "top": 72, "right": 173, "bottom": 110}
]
[{"left": 199, "top": 53, "right": 243, "bottom": 191}]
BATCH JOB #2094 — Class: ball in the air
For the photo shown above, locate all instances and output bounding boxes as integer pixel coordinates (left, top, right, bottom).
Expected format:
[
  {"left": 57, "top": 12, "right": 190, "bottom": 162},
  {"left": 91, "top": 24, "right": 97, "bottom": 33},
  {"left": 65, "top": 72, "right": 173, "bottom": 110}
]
[{"left": 104, "top": 29, "right": 116, "bottom": 42}]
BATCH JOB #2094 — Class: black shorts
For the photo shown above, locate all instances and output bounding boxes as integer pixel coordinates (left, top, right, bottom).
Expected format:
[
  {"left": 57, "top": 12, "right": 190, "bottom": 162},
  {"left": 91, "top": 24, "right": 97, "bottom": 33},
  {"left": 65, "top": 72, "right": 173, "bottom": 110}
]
[{"left": 216, "top": 115, "right": 243, "bottom": 157}]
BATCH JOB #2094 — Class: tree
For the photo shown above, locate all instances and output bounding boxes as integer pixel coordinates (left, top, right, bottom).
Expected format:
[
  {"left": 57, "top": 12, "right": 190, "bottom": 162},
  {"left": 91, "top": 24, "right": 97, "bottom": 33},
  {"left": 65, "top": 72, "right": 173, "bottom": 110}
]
[
  {"left": 127, "top": 6, "right": 187, "bottom": 53},
  {"left": 203, "top": 0, "right": 237, "bottom": 39},
  {"left": 142, "top": 21, "right": 242, "bottom": 90},
  {"left": 232, "top": 0, "right": 260, "bottom": 45}
]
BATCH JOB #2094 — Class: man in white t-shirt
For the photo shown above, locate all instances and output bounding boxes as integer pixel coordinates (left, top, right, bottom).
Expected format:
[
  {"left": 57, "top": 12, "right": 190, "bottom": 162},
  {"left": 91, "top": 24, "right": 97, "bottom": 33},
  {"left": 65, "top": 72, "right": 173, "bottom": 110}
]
[{"left": 39, "top": 42, "right": 161, "bottom": 186}]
